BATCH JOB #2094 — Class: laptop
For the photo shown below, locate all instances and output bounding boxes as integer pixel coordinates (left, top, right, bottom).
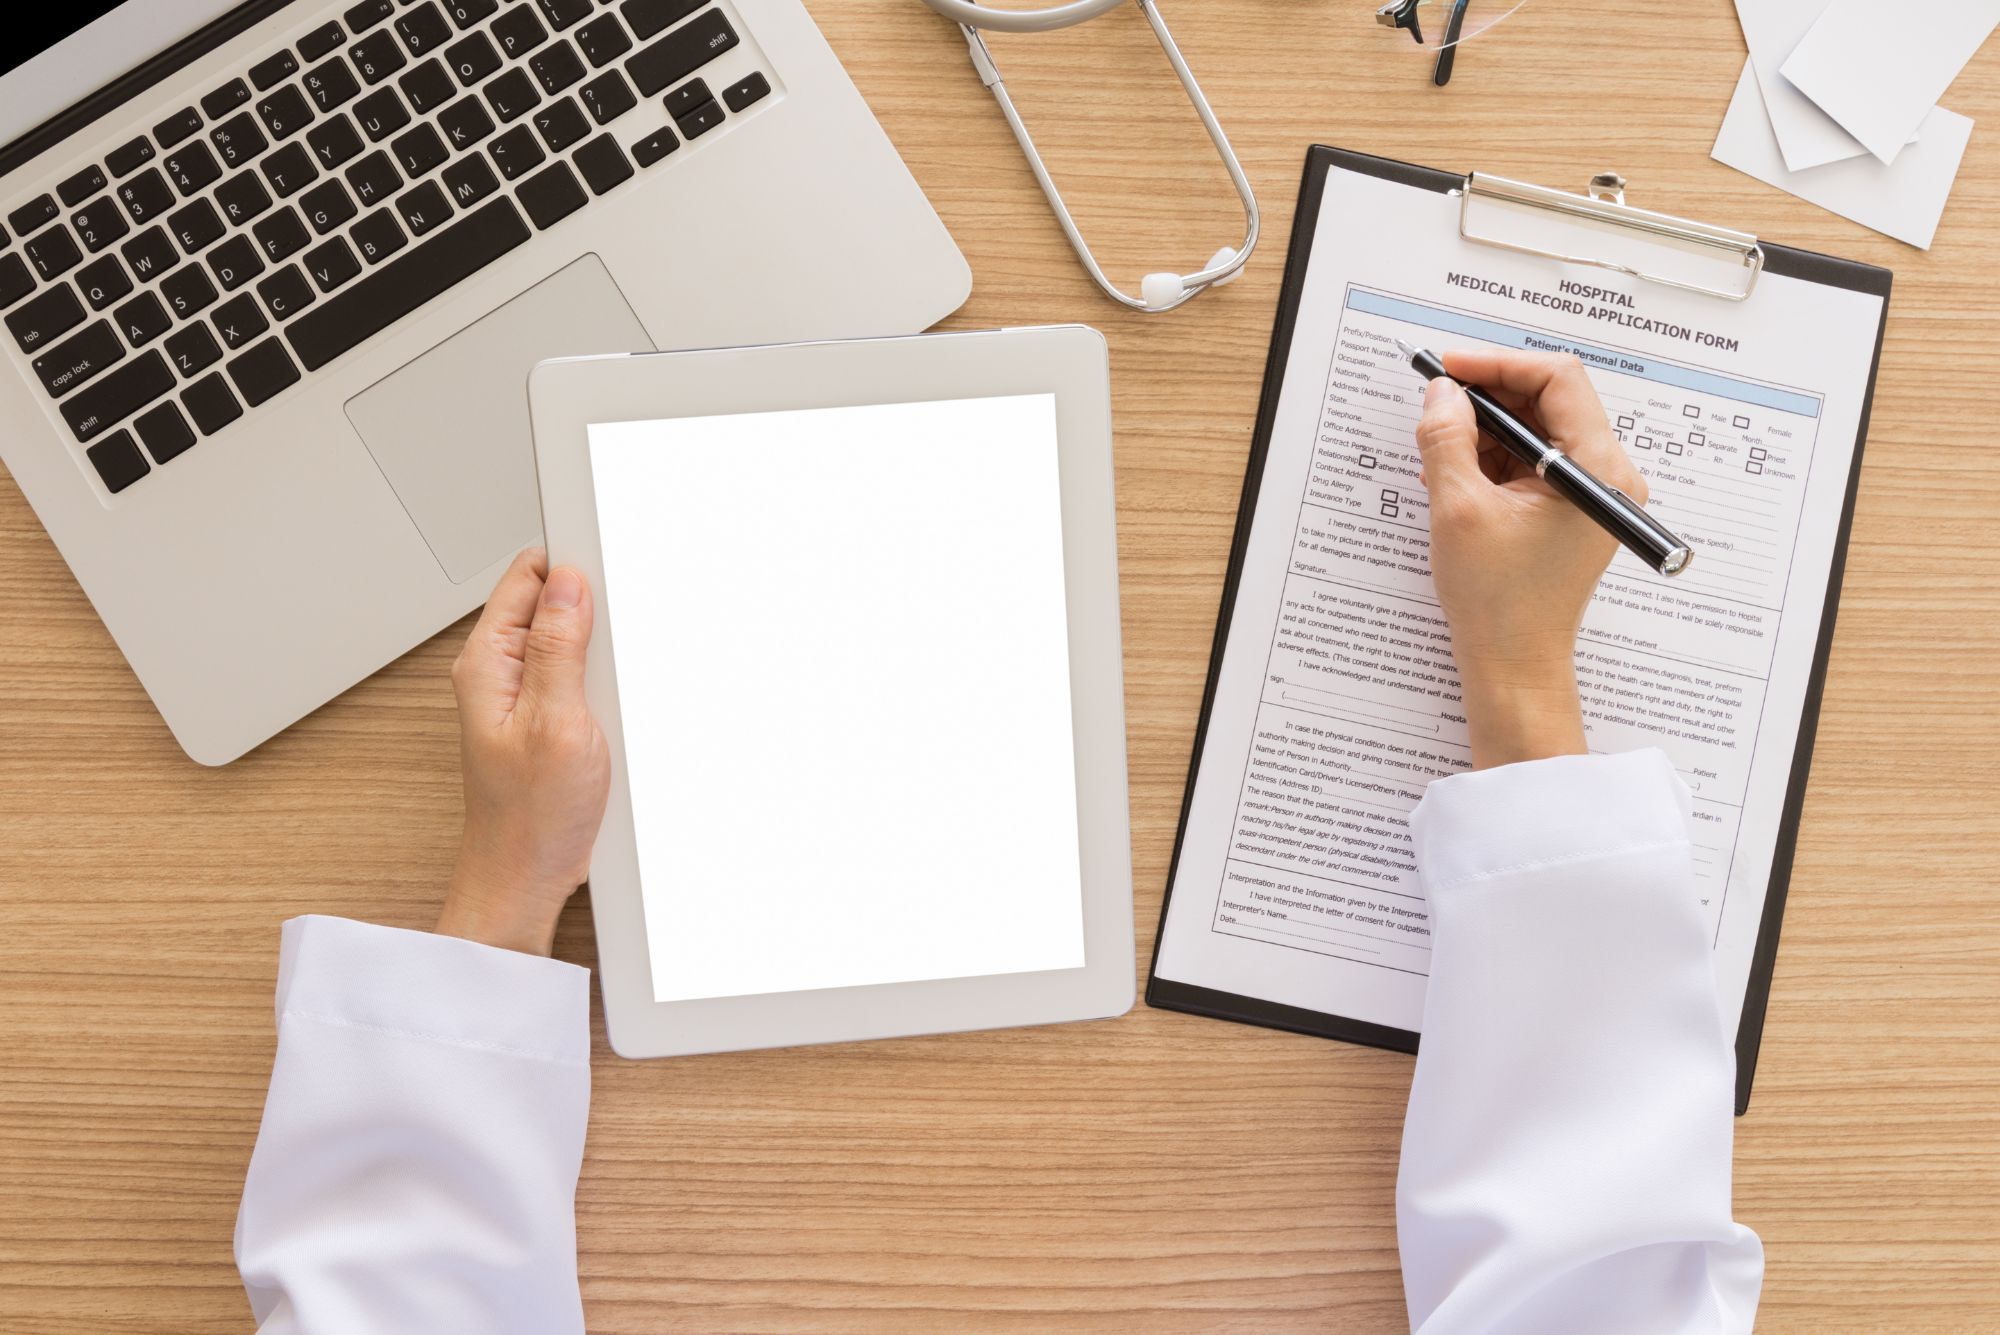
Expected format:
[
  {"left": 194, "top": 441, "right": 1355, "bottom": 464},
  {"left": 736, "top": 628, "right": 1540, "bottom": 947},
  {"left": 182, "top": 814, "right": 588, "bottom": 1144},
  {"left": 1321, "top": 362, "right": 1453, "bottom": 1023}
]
[{"left": 0, "top": 0, "right": 970, "bottom": 764}]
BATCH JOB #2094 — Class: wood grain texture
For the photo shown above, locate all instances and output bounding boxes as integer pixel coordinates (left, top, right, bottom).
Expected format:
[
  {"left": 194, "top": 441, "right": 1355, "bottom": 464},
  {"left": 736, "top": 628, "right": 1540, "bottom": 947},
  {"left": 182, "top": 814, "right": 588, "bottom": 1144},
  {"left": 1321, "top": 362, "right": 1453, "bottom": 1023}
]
[{"left": 3, "top": 1, "right": 1997, "bottom": 1329}]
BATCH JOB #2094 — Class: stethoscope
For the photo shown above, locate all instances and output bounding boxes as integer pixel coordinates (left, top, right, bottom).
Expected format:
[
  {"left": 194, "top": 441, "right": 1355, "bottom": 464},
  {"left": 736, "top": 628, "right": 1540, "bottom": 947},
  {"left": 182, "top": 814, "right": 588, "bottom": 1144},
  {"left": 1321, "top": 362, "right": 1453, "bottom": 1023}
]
[{"left": 916, "top": 0, "right": 1260, "bottom": 313}]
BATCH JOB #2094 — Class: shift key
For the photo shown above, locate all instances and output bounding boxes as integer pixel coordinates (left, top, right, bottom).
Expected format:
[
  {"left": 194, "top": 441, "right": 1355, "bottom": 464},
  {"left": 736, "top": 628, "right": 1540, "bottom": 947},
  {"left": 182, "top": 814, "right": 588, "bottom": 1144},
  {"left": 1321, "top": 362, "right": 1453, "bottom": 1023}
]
[{"left": 60, "top": 350, "right": 175, "bottom": 442}]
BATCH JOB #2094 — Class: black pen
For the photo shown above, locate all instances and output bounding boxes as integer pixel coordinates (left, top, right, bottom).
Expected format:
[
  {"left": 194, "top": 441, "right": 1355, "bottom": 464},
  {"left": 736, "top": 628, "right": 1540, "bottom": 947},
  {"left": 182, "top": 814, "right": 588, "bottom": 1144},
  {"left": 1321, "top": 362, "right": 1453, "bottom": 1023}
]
[{"left": 1393, "top": 340, "right": 1694, "bottom": 576}]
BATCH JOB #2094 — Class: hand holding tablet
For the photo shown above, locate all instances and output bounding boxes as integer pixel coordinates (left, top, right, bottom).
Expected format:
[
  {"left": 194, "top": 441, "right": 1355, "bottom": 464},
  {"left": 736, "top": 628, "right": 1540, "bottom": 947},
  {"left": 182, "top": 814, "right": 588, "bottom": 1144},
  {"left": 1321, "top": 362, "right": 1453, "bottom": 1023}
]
[{"left": 528, "top": 327, "right": 1133, "bottom": 1057}]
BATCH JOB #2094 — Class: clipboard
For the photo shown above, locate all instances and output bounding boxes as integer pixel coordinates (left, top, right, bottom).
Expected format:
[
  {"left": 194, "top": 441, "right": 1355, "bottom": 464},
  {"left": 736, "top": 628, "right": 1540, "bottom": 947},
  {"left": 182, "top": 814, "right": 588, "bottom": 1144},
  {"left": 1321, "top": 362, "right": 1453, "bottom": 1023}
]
[{"left": 1145, "top": 145, "right": 1892, "bottom": 1115}]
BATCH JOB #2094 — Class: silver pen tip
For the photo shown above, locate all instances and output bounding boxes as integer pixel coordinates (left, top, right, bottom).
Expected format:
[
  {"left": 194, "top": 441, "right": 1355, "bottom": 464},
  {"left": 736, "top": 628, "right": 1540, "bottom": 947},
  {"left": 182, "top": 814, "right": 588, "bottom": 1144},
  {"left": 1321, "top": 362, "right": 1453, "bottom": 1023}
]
[{"left": 1393, "top": 337, "right": 1418, "bottom": 361}]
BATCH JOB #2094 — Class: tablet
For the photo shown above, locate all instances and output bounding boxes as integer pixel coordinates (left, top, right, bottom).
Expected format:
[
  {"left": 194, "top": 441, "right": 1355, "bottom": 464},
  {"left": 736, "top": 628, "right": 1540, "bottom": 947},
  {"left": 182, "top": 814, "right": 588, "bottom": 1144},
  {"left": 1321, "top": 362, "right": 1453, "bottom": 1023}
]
[{"left": 529, "top": 326, "right": 1133, "bottom": 1057}]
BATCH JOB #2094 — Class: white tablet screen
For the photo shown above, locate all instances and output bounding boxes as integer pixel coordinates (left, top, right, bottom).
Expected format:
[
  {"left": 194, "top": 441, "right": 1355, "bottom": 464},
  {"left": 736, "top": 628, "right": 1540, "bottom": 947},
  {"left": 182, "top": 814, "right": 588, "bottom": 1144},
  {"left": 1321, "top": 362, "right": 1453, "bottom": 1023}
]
[{"left": 588, "top": 395, "right": 1087, "bottom": 1003}]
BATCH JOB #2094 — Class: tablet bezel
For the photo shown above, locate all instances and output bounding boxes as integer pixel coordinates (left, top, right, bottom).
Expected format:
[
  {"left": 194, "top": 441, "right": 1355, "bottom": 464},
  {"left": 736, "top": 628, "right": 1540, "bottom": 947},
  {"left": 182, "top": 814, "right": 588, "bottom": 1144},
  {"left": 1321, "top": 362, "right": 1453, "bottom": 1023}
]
[{"left": 528, "top": 325, "right": 1133, "bottom": 1057}]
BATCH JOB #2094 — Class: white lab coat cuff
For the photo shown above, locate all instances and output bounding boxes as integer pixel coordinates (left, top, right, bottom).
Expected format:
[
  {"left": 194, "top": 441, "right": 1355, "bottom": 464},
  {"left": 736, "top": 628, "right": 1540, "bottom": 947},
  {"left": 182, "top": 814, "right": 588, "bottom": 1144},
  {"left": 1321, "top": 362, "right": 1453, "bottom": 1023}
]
[
  {"left": 1410, "top": 748, "right": 1691, "bottom": 893},
  {"left": 274, "top": 915, "right": 591, "bottom": 1067}
]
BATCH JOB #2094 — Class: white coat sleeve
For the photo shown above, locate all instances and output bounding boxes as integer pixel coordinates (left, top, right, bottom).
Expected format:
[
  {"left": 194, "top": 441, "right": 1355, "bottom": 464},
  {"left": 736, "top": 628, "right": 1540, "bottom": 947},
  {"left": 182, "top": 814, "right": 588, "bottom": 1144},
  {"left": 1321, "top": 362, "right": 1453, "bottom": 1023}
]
[
  {"left": 235, "top": 915, "right": 592, "bottom": 1335},
  {"left": 1396, "top": 749, "right": 1765, "bottom": 1335}
]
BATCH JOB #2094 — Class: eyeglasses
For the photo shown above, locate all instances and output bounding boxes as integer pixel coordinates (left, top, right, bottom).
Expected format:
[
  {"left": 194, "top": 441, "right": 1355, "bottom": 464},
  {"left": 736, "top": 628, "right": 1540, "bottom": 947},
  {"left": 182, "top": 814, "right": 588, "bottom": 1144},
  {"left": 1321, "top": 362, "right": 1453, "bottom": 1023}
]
[{"left": 1372, "top": 0, "right": 1533, "bottom": 84}]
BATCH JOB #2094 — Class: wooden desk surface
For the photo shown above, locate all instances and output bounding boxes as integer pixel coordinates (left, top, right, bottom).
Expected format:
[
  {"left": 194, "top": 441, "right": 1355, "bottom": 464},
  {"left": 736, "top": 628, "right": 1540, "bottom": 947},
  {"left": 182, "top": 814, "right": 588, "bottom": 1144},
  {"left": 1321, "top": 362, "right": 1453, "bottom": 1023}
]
[{"left": 4, "top": 1, "right": 1997, "bottom": 1329}]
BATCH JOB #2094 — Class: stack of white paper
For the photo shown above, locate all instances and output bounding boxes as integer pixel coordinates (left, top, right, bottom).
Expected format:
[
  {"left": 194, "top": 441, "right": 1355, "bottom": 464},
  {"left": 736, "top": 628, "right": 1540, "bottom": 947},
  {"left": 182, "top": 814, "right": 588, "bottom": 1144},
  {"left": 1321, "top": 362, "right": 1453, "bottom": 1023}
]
[{"left": 1716, "top": 0, "right": 1998, "bottom": 248}]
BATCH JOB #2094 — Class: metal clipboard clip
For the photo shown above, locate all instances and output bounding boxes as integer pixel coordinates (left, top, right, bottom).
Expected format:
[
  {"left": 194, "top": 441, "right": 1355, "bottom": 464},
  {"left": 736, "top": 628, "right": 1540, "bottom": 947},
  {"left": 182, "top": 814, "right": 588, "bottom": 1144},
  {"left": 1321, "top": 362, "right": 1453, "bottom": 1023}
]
[{"left": 1458, "top": 171, "right": 1766, "bottom": 302}]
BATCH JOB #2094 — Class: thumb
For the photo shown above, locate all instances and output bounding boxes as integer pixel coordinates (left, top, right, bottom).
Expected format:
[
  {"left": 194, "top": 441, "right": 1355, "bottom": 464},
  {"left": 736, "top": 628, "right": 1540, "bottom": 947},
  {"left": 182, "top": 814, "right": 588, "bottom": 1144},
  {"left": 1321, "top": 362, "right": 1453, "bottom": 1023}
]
[
  {"left": 1413, "top": 377, "right": 1484, "bottom": 501},
  {"left": 520, "top": 565, "right": 592, "bottom": 714}
]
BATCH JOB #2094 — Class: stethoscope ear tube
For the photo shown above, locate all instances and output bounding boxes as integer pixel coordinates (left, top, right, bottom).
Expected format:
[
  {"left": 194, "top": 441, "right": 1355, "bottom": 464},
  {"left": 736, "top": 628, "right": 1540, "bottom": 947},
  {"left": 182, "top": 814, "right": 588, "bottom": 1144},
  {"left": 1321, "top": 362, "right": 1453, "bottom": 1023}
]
[{"left": 922, "top": 0, "right": 1260, "bottom": 312}]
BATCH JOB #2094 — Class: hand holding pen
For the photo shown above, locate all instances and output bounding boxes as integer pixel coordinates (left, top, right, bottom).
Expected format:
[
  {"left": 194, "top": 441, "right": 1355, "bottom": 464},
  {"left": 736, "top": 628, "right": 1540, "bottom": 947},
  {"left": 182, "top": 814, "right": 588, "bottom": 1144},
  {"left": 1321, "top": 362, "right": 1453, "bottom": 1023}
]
[
  {"left": 1397, "top": 341, "right": 1692, "bottom": 576},
  {"left": 1405, "top": 346, "right": 1678, "bottom": 767}
]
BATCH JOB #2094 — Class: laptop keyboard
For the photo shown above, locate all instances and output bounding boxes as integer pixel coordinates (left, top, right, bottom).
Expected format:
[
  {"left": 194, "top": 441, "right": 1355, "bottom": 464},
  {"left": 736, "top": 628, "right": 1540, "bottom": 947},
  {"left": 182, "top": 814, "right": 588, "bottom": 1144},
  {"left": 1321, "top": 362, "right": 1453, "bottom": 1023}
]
[{"left": 1, "top": 0, "right": 774, "bottom": 496}]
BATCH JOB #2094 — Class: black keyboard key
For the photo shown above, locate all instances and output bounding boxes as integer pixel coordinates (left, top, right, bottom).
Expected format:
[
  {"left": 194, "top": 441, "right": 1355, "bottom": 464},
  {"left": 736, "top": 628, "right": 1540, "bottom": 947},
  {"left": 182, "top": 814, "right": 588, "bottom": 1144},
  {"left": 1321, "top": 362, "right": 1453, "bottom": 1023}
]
[
  {"left": 302, "top": 237, "right": 362, "bottom": 292},
  {"left": 627, "top": 8, "right": 737, "bottom": 98},
  {"left": 212, "top": 292, "right": 270, "bottom": 350},
  {"left": 517, "top": 160, "right": 585, "bottom": 229},
  {"left": 182, "top": 373, "right": 243, "bottom": 434},
  {"left": 663, "top": 78, "right": 708, "bottom": 118},
  {"left": 571, "top": 133, "right": 631, "bottom": 195},
  {"left": 446, "top": 0, "right": 500, "bottom": 29},
  {"left": 258, "top": 264, "right": 316, "bottom": 320},
  {"left": 355, "top": 87, "right": 412, "bottom": 141},
  {"left": 117, "top": 168, "right": 175, "bottom": 224},
  {"left": 215, "top": 173, "right": 274, "bottom": 227},
  {"left": 0, "top": 253, "right": 32, "bottom": 309},
  {"left": 210, "top": 111, "right": 270, "bottom": 169},
  {"left": 579, "top": 69, "right": 636, "bottom": 124},
  {"left": 287, "top": 196, "right": 528, "bottom": 371},
  {"left": 75, "top": 254, "right": 133, "bottom": 310},
  {"left": 400, "top": 57, "right": 456, "bottom": 113},
  {"left": 351, "top": 208, "right": 407, "bottom": 263},
  {"left": 530, "top": 40, "right": 587, "bottom": 94},
  {"left": 445, "top": 32, "right": 504, "bottom": 88},
  {"left": 58, "top": 164, "right": 109, "bottom": 208},
  {"left": 630, "top": 125, "right": 676, "bottom": 167},
  {"left": 345, "top": 0, "right": 396, "bottom": 33},
  {"left": 257, "top": 86, "right": 316, "bottom": 141},
  {"left": 722, "top": 71, "right": 769, "bottom": 112},
  {"left": 395, "top": 179, "right": 453, "bottom": 236},
  {"left": 70, "top": 198, "right": 131, "bottom": 253},
  {"left": 32, "top": 319, "right": 124, "bottom": 397},
  {"left": 87, "top": 429, "right": 150, "bottom": 492},
  {"left": 574, "top": 13, "right": 632, "bottom": 66},
  {"left": 163, "top": 142, "right": 223, "bottom": 195},
  {"left": 441, "top": 151, "right": 499, "bottom": 207},
  {"left": 121, "top": 226, "right": 179, "bottom": 283},
  {"left": 202, "top": 79, "right": 253, "bottom": 120},
  {"left": 350, "top": 29, "right": 408, "bottom": 84},
  {"left": 536, "top": 0, "right": 591, "bottom": 30},
  {"left": 165, "top": 322, "right": 223, "bottom": 377},
  {"left": 485, "top": 67, "right": 542, "bottom": 122},
  {"left": 300, "top": 179, "right": 357, "bottom": 234},
  {"left": 620, "top": 0, "right": 701, "bottom": 42},
  {"left": 487, "top": 124, "right": 544, "bottom": 179},
  {"left": 261, "top": 142, "right": 320, "bottom": 198},
  {"left": 439, "top": 95, "right": 496, "bottom": 152},
  {"left": 154, "top": 107, "right": 204, "bottom": 149},
  {"left": 25, "top": 226, "right": 82, "bottom": 280},
  {"left": 253, "top": 206, "right": 312, "bottom": 261},
  {"left": 161, "top": 264, "right": 219, "bottom": 320},
  {"left": 397, "top": 2, "right": 453, "bottom": 55},
  {"left": 675, "top": 98, "right": 723, "bottom": 139},
  {"left": 60, "top": 349, "right": 174, "bottom": 442},
  {"left": 106, "top": 136, "right": 157, "bottom": 178},
  {"left": 392, "top": 123, "right": 449, "bottom": 178},
  {"left": 8, "top": 195, "right": 58, "bottom": 236},
  {"left": 533, "top": 97, "right": 589, "bottom": 152},
  {"left": 250, "top": 49, "right": 300, "bottom": 91},
  {"left": 299, "top": 21, "right": 347, "bottom": 63},
  {"left": 7, "top": 284, "right": 85, "bottom": 352},
  {"left": 114, "top": 291, "right": 172, "bottom": 348},
  {"left": 135, "top": 401, "right": 198, "bottom": 462},
  {"left": 227, "top": 337, "right": 301, "bottom": 407},
  {"left": 308, "top": 114, "right": 367, "bottom": 170},
  {"left": 209, "top": 235, "right": 266, "bottom": 291},
  {"left": 304, "top": 57, "right": 364, "bottom": 112},
  {"left": 347, "top": 151, "right": 403, "bottom": 207},
  {"left": 493, "top": 5, "right": 549, "bottom": 58}
]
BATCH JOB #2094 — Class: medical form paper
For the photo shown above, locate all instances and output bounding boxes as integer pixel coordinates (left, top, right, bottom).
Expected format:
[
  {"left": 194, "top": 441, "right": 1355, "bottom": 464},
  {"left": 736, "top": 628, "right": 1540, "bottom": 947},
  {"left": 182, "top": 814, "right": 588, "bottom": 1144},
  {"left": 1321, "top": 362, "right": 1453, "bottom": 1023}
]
[{"left": 1151, "top": 153, "right": 1888, "bottom": 1098}]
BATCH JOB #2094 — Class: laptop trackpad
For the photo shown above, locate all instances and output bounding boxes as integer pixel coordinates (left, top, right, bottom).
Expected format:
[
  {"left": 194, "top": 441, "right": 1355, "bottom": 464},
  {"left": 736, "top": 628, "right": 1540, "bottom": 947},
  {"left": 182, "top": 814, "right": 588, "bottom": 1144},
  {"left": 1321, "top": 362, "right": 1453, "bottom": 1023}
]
[{"left": 345, "top": 255, "right": 656, "bottom": 584}]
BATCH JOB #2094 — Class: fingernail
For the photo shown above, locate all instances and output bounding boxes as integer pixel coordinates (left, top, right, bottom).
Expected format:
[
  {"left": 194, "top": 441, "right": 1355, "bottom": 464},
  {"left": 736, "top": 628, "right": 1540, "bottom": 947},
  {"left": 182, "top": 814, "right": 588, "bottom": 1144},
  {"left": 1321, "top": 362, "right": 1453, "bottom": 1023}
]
[
  {"left": 542, "top": 566, "right": 582, "bottom": 610},
  {"left": 1424, "top": 376, "right": 1461, "bottom": 410}
]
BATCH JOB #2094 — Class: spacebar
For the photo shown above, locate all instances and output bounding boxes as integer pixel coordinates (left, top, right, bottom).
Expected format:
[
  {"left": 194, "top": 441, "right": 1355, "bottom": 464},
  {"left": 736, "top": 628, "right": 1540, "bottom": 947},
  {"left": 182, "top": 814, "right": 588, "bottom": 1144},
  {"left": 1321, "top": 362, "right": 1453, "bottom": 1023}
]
[{"left": 286, "top": 198, "right": 532, "bottom": 373}]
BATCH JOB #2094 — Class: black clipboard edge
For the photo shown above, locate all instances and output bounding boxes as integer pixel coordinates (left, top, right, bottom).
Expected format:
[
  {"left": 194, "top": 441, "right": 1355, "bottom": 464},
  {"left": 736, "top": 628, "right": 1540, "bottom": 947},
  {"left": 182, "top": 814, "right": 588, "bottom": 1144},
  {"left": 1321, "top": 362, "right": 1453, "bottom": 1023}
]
[{"left": 1143, "top": 145, "right": 1894, "bottom": 1118}]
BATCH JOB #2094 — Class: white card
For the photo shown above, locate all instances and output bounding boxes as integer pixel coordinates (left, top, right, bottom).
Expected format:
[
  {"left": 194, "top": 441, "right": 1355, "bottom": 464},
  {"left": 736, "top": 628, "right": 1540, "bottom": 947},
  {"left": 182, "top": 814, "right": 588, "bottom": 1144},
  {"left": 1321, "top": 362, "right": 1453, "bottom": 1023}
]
[
  {"left": 1713, "top": 59, "right": 1973, "bottom": 250},
  {"left": 1780, "top": 0, "right": 1999, "bottom": 164},
  {"left": 1734, "top": 0, "right": 1919, "bottom": 170}
]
